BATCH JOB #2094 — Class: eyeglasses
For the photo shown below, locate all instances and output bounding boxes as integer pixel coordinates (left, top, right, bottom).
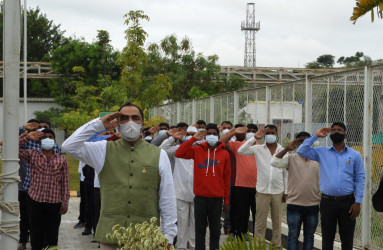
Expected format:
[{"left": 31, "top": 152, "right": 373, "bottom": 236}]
[{"left": 331, "top": 129, "right": 344, "bottom": 133}]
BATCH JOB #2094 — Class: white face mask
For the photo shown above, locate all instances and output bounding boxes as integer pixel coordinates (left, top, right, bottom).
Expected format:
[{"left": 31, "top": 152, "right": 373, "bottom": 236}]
[
  {"left": 41, "top": 138, "right": 55, "bottom": 150},
  {"left": 144, "top": 136, "right": 153, "bottom": 141},
  {"left": 158, "top": 130, "right": 167, "bottom": 136},
  {"left": 197, "top": 128, "right": 204, "bottom": 132},
  {"left": 182, "top": 135, "right": 192, "bottom": 141},
  {"left": 119, "top": 121, "right": 142, "bottom": 142},
  {"left": 246, "top": 132, "right": 255, "bottom": 140},
  {"left": 206, "top": 135, "right": 219, "bottom": 146},
  {"left": 265, "top": 135, "right": 277, "bottom": 144},
  {"left": 222, "top": 129, "right": 230, "bottom": 135}
]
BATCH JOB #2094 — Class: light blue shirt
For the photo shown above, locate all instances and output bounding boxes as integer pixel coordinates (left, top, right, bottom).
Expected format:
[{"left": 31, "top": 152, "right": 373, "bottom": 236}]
[{"left": 297, "top": 135, "right": 365, "bottom": 203}]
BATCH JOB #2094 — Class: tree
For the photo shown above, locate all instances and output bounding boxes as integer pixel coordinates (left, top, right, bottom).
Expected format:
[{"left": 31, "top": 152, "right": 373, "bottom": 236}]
[
  {"left": 316, "top": 54, "right": 335, "bottom": 68},
  {"left": 351, "top": 0, "right": 383, "bottom": 24},
  {"left": 305, "top": 61, "right": 321, "bottom": 69},
  {"left": 0, "top": 5, "right": 65, "bottom": 61},
  {"left": 337, "top": 52, "right": 372, "bottom": 67}
]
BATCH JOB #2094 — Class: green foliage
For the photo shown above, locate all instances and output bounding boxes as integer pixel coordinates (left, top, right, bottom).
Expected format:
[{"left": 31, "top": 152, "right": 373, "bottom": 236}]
[
  {"left": 145, "top": 116, "right": 169, "bottom": 127},
  {"left": 351, "top": 0, "right": 383, "bottom": 24},
  {"left": 33, "top": 108, "right": 64, "bottom": 126},
  {"left": 52, "top": 111, "right": 93, "bottom": 135},
  {"left": 305, "top": 61, "right": 321, "bottom": 69},
  {"left": 316, "top": 54, "right": 335, "bottom": 68},
  {"left": 337, "top": 52, "right": 370, "bottom": 67},
  {"left": 221, "top": 233, "right": 280, "bottom": 250},
  {"left": 106, "top": 217, "right": 174, "bottom": 250},
  {"left": 0, "top": 5, "right": 65, "bottom": 61}
]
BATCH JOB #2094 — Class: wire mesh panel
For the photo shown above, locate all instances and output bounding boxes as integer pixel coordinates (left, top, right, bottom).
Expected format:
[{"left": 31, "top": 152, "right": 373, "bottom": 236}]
[
  {"left": 238, "top": 89, "right": 257, "bottom": 125},
  {"left": 179, "top": 101, "right": 193, "bottom": 125},
  {"left": 370, "top": 64, "right": 383, "bottom": 248},
  {"left": 214, "top": 93, "right": 235, "bottom": 125},
  {"left": 195, "top": 97, "right": 210, "bottom": 123}
]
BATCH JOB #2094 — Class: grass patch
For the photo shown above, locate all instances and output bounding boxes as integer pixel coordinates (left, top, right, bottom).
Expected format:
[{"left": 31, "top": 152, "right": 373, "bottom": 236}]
[{"left": 0, "top": 154, "right": 80, "bottom": 191}]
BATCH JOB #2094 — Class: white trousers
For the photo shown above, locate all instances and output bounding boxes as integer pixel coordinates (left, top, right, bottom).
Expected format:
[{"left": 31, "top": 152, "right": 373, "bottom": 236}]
[{"left": 176, "top": 199, "right": 195, "bottom": 250}]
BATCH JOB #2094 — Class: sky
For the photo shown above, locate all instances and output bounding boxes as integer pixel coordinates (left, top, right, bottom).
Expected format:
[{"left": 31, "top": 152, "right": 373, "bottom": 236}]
[{"left": 28, "top": 0, "right": 383, "bottom": 68}]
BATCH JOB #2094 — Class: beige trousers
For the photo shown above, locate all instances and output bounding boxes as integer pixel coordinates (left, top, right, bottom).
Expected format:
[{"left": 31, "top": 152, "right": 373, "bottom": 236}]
[
  {"left": 254, "top": 192, "right": 283, "bottom": 247},
  {"left": 100, "top": 243, "right": 119, "bottom": 250}
]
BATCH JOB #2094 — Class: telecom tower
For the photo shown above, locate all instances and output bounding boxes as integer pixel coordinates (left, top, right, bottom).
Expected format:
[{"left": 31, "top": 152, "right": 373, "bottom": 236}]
[{"left": 241, "top": 3, "right": 260, "bottom": 67}]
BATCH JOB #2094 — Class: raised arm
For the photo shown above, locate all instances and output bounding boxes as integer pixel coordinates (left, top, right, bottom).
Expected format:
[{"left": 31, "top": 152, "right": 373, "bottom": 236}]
[
  {"left": 62, "top": 113, "right": 120, "bottom": 173},
  {"left": 19, "top": 131, "right": 44, "bottom": 163},
  {"left": 174, "top": 130, "right": 206, "bottom": 159}
]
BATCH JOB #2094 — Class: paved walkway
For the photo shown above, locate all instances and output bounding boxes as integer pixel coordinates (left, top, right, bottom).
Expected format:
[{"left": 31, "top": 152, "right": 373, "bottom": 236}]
[{"left": 11, "top": 197, "right": 229, "bottom": 249}]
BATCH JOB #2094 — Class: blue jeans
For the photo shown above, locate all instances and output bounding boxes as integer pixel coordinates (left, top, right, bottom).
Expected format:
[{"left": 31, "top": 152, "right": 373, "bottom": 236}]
[{"left": 287, "top": 204, "right": 319, "bottom": 250}]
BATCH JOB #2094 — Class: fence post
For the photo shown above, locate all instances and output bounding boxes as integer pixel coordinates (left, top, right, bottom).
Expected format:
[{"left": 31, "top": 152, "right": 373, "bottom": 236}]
[
  {"left": 153, "top": 106, "right": 157, "bottom": 117},
  {"left": 362, "top": 65, "right": 373, "bottom": 248},
  {"left": 176, "top": 102, "right": 181, "bottom": 124},
  {"left": 210, "top": 96, "right": 214, "bottom": 123},
  {"left": 192, "top": 99, "right": 196, "bottom": 123},
  {"left": 305, "top": 74, "right": 312, "bottom": 134},
  {"left": 266, "top": 86, "right": 271, "bottom": 124},
  {"left": 234, "top": 91, "right": 239, "bottom": 125}
]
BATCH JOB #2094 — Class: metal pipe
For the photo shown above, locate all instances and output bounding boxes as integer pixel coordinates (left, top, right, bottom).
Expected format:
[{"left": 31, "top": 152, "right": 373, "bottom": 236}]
[
  {"left": 192, "top": 99, "right": 196, "bottom": 123},
  {"left": 1, "top": 0, "right": 21, "bottom": 249},
  {"left": 305, "top": 74, "right": 312, "bottom": 134},
  {"left": 233, "top": 91, "right": 239, "bottom": 125},
  {"left": 23, "top": 0, "right": 27, "bottom": 123},
  {"left": 209, "top": 96, "right": 214, "bottom": 123},
  {"left": 176, "top": 102, "right": 181, "bottom": 124},
  {"left": 266, "top": 86, "right": 271, "bottom": 124},
  {"left": 362, "top": 65, "right": 372, "bottom": 248}
]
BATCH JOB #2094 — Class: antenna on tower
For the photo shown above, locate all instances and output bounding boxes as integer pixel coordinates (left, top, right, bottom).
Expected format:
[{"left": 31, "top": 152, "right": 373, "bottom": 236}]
[{"left": 241, "top": 3, "right": 260, "bottom": 67}]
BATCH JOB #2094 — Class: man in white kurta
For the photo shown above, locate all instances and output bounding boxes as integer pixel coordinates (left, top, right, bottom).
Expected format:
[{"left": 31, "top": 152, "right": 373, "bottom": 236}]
[{"left": 160, "top": 126, "right": 196, "bottom": 250}]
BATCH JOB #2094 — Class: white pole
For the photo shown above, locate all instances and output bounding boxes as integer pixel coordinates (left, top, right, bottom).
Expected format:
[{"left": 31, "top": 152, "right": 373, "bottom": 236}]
[
  {"left": 1, "top": 0, "right": 21, "bottom": 249},
  {"left": 23, "top": 0, "right": 27, "bottom": 123},
  {"left": 266, "top": 86, "right": 271, "bottom": 124},
  {"left": 326, "top": 77, "right": 330, "bottom": 146},
  {"left": 192, "top": 99, "right": 196, "bottom": 123},
  {"left": 305, "top": 74, "right": 312, "bottom": 134},
  {"left": 176, "top": 102, "right": 181, "bottom": 124},
  {"left": 362, "top": 65, "right": 372, "bottom": 248},
  {"left": 233, "top": 91, "right": 239, "bottom": 125},
  {"left": 209, "top": 96, "right": 214, "bottom": 123}
]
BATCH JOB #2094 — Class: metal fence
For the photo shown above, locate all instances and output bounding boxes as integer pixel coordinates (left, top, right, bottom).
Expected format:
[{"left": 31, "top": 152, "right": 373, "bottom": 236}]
[{"left": 149, "top": 64, "right": 383, "bottom": 249}]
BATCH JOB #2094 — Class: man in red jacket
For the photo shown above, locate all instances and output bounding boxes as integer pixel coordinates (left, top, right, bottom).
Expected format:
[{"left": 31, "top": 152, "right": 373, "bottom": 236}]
[{"left": 175, "top": 123, "right": 230, "bottom": 250}]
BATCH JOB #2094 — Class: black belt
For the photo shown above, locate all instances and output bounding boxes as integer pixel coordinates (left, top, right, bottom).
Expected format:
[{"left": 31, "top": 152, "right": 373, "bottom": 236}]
[{"left": 322, "top": 194, "right": 354, "bottom": 201}]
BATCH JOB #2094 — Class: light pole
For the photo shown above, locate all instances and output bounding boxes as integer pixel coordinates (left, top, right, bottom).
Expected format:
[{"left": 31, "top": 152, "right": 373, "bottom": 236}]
[{"left": 23, "top": 0, "right": 28, "bottom": 123}]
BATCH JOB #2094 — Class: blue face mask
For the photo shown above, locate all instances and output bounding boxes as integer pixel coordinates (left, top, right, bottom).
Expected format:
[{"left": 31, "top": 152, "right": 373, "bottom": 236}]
[
  {"left": 206, "top": 135, "right": 219, "bottom": 146},
  {"left": 41, "top": 138, "right": 55, "bottom": 150},
  {"left": 265, "top": 135, "right": 277, "bottom": 144},
  {"left": 158, "top": 130, "right": 167, "bottom": 136},
  {"left": 182, "top": 135, "right": 192, "bottom": 141},
  {"left": 246, "top": 132, "right": 255, "bottom": 140},
  {"left": 144, "top": 136, "right": 153, "bottom": 142}
]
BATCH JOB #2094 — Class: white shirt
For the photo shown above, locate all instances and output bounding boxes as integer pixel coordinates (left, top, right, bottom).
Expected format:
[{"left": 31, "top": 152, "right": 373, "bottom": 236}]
[
  {"left": 160, "top": 137, "right": 194, "bottom": 202},
  {"left": 238, "top": 137, "right": 288, "bottom": 194},
  {"left": 62, "top": 118, "right": 177, "bottom": 243},
  {"left": 78, "top": 161, "right": 85, "bottom": 182}
]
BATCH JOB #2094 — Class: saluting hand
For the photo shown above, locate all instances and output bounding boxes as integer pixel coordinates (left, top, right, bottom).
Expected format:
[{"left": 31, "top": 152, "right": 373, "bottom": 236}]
[
  {"left": 27, "top": 131, "right": 44, "bottom": 141},
  {"left": 315, "top": 127, "right": 331, "bottom": 138},
  {"left": 149, "top": 126, "right": 160, "bottom": 134},
  {"left": 235, "top": 127, "right": 248, "bottom": 134},
  {"left": 254, "top": 128, "right": 269, "bottom": 139},
  {"left": 286, "top": 138, "right": 301, "bottom": 151},
  {"left": 194, "top": 130, "right": 207, "bottom": 141},
  {"left": 167, "top": 128, "right": 179, "bottom": 137},
  {"left": 23, "top": 122, "right": 39, "bottom": 131},
  {"left": 173, "top": 131, "right": 186, "bottom": 140},
  {"left": 100, "top": 112, "right": 121, "bottom": 129}
]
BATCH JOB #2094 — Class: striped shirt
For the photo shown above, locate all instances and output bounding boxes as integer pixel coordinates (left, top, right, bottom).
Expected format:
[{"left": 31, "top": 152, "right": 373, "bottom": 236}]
[{"left": 19, "top": 136, "right": 70, "bottom": 207}]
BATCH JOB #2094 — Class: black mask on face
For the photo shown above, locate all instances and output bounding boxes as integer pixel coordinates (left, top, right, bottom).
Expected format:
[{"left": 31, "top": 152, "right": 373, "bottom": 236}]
[{"left": 330, "top": 133, "right": 345, "bottom": 144}]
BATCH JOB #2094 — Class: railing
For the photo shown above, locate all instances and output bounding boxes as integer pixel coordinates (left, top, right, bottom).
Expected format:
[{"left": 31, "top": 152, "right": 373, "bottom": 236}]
[
  {"left": 0, "top": 61, "right": 56, "bottom": 79},
  {"left": 149, "top": 64, "right": 383, "bottom": 249}
]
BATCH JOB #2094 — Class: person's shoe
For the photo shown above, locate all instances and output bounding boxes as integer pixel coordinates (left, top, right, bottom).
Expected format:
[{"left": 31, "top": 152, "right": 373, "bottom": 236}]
[
  {"left": 17, "top": 243, "right": 27, "bottom": 250},
  {"left": 82, "top": 228, "right": 92, "bottom": 235},
  {"left": 74, "top": 221, "right": 85, "bottom": 229}
]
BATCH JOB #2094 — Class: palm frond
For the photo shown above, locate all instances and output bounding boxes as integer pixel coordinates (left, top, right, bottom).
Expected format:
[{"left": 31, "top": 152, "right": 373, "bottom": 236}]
[{"left": 350, "top": 0, "right": 383, "bottom": 24}]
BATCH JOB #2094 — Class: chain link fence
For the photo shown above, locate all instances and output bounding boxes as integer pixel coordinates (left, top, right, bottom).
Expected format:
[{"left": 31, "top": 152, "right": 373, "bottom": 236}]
[{"left": 149, "top": 64, "right": 383, "bottom": 249}]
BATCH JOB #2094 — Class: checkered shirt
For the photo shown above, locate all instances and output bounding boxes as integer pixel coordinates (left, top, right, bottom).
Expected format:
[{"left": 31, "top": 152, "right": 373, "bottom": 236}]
[
  {"left": 19, "top": 126, "right": 62, "bottom": 191},
  {"left": 19, "top": 136, "right": 69, "bottom": 207}
]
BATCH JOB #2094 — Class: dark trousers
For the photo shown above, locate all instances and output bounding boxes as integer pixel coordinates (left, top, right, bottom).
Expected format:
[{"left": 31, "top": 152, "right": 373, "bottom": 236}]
[
  {"left": 93, "top": 187, "right": 101, "bottom": 233},
  {"left": 229, "top": 186, "right": 237, "bottom": 233},
  {"left": 320, "top": 196, "right": 356, "bottom": 250},
  {"left": 194, "top": 196, "right": 223, "bottom": 250},
  {"left": 18, "top": 190, "right": 29, "bottom": 244},
  {"left": 83, "top": 165, "right": 95, "bottom": 230},
  {"left": 78, "top": 180, "right": 85, "bottom": 223},
  {"left": 287, "top": 204, "right": 319, "bottom": 250},
  {"left": 29, "top": 199, "right": 61, "bottom": 250},
  {"left": 232, "top": 186, "right": 256, "bottom": 236}
]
